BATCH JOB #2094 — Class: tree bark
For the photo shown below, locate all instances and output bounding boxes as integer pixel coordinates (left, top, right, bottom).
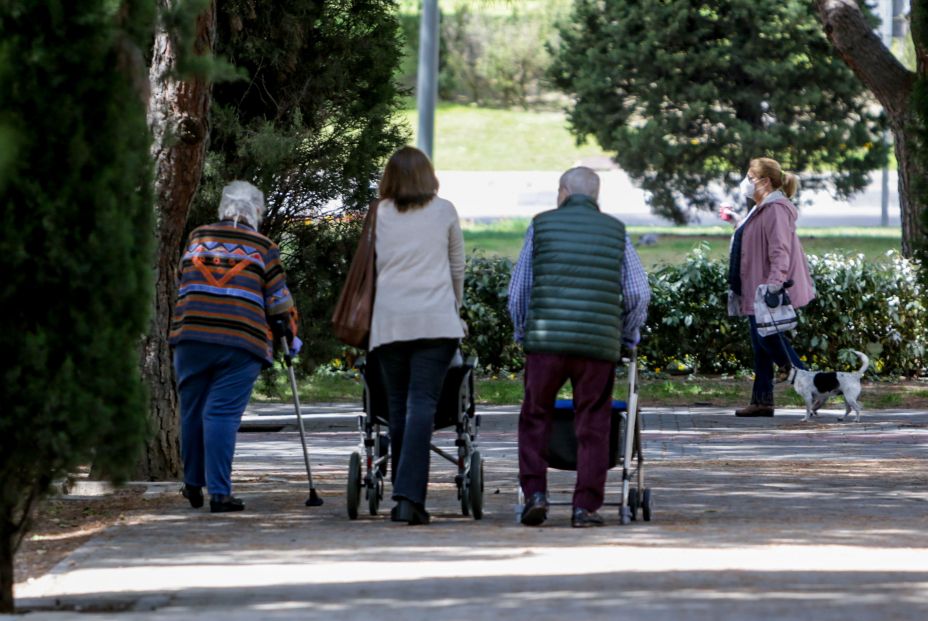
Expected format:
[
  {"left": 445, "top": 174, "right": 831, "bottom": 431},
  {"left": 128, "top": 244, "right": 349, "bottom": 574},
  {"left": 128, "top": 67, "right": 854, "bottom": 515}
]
[
  {"left": 138, "top": 1, "right": 216, "bottom": 479},
  {"left": 0, "top": 527, "right": 12, "bottom": 614},
  {"left": 816, "top": 0, "right": 925, "bottom": 257}
]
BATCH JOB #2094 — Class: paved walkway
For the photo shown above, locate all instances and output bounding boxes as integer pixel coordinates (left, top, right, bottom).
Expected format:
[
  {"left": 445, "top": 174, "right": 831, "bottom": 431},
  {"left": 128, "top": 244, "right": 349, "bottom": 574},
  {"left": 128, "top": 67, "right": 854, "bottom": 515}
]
[{"left": 12, "top": 406, "right": 928, "bottom": 620}]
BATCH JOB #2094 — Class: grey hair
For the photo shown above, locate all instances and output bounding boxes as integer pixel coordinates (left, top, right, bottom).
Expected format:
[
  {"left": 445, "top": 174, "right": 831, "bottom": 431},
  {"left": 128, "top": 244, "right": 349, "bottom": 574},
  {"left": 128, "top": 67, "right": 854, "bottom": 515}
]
[
  {"left": 559, "top": 166, "right": 600, "bottom": 200},
  {"left": 218, "top": 180, "right": 265, "bottom": 229}
]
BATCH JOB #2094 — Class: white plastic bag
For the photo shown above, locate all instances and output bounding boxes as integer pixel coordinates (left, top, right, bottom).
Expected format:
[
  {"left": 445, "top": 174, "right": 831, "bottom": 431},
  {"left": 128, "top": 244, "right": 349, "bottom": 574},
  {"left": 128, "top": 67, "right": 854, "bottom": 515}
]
[{"left": 754, "top": 284, "right": 798, "bottom": 337}]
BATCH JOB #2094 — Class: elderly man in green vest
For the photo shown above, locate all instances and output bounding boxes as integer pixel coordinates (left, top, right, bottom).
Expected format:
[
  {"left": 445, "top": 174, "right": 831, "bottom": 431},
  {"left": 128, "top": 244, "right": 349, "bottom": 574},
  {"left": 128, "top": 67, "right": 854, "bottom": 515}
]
[{"left": 508, "top": 166, "right": 651, "bottom": 527}]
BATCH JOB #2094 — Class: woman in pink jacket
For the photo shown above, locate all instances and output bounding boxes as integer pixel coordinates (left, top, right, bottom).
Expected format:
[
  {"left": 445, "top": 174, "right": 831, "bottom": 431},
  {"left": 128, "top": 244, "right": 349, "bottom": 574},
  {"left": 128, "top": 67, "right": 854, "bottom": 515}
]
[{"left": 721, "top": 158, "right": 815, "bottom": 417}]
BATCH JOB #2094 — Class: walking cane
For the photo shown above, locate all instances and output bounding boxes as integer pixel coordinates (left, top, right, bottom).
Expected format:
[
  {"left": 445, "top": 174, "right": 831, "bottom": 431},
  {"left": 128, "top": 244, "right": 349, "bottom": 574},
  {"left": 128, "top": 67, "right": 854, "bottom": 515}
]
[{"left": 277, "top": 325, "right": 324, "bottom": 507}]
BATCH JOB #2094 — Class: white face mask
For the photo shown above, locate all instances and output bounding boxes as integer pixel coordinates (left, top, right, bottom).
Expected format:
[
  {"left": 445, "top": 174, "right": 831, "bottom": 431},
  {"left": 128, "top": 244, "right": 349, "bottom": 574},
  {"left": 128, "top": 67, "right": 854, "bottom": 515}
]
[{"left": 739, "top": 176, "right": 755, "bottom": 201}]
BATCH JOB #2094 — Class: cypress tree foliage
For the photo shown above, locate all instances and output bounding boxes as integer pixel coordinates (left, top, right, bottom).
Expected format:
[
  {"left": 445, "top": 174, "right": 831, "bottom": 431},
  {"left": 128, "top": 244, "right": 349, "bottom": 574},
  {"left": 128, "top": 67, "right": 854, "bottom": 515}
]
[
  {"left": 550, "top": 0, "right": 886, "bottom": 223},
  {"left": 0, "top": 1, "right": 154, "bottom": 611},
  {"left": 188, "top": 0, "right": 408, "bottom": 371}
]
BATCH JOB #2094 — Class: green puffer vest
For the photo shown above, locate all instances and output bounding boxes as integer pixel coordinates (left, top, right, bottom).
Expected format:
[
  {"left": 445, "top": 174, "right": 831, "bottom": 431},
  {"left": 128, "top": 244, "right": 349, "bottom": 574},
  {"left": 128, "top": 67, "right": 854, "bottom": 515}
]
[{"left": 524, "top": 194, "right": 626, "bottom": 362}]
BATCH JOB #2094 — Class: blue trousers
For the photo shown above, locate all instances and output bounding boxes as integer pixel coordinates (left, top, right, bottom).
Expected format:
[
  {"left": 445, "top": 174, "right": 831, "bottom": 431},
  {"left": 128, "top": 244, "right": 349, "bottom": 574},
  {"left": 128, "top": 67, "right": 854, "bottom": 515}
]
[
  {"left": 376, "top": 338, "right": 457, "bottom": 506},
  {"left": 748, "top": 316, "right": 805, "bottom": 406},
  {"left": 174, "top": 342, "right": 264, "bottom": 496}
]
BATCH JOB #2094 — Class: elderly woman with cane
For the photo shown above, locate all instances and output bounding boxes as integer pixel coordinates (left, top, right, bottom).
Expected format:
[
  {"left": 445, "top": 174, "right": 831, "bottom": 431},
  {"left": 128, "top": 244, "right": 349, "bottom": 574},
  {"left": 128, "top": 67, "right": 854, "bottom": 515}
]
[{"left": 170, "top": 180, "right": 299, "bottom": 512}]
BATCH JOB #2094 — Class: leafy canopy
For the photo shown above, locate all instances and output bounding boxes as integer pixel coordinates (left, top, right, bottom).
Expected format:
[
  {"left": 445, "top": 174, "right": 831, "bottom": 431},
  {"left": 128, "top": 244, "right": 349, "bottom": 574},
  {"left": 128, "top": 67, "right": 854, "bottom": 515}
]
[{"left": 550, "top": 0, "right": 887, "bottom": 222}]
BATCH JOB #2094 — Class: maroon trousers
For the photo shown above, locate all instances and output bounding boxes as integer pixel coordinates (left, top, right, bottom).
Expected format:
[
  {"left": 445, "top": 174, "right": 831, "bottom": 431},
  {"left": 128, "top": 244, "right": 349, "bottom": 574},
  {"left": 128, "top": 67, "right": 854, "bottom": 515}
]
[{"left": 518, "top": 352, "right": 616, "bottom": 512}]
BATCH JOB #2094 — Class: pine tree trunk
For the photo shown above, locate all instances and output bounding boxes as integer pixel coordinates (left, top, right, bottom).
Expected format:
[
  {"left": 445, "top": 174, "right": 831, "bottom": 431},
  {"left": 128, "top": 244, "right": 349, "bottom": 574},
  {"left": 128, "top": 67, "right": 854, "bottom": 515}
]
[
  {"left": 893, "top": 126, "right": 921, "bottom": 258},
  {"left": 0, "top": 525, "right": 12, "bottom": 614},
  {"left": 138, "top": 1, "right": 216, "bottom": 479}
]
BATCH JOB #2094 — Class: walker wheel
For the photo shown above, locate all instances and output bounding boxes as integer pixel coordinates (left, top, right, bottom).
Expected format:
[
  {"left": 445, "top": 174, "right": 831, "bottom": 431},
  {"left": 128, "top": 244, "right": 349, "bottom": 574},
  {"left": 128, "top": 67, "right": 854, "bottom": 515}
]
[
  {"left": 469, "top": 451, "right": 484, "bottom": 520},
  {"left": 368, "top": 475, "right": 382, "bottom": 516},
  {"left": 628, "top": 487, "right": 640, "bottom": 521},
  {"left": 641, "top": 487, "right": 653, "bottom": 522},
  {"left": 347, "top": 452, "right": 362, "bottom": 520},
  {"left": 460, "top": 473, "right": 471, "bottom": 517}
]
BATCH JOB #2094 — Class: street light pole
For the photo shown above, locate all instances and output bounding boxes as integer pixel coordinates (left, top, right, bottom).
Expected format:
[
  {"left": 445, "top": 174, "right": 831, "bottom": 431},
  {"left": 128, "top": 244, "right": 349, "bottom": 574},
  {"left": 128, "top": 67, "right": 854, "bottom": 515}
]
[
  {"left": 878, "top": 0, "right": 893, "bottom": 227},
  {"left": 416, "top": 0, "right": 439, "bottom": 160}
]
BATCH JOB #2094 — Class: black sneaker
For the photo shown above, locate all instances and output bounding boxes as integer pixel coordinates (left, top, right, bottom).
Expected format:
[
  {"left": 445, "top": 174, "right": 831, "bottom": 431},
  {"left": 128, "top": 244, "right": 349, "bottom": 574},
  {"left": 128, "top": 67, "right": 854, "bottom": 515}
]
[
  {"left": 210, "top": 494, "right": 245, "bottom": 513},
  {"left": 520, "top": 492, "right": 549, "bottom": 526},
  {"left": 181, "top": 484, "right": 204, "bottom": 509},
  {"left": 571, "top": 507, "right": 605, "bottom": 528}
]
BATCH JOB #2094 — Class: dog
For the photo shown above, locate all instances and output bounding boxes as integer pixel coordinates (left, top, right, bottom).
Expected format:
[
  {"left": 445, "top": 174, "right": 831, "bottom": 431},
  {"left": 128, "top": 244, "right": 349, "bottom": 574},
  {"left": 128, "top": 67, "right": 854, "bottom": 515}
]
[{"left": 786, "top": 351, "right": 869, "bottom": 422}]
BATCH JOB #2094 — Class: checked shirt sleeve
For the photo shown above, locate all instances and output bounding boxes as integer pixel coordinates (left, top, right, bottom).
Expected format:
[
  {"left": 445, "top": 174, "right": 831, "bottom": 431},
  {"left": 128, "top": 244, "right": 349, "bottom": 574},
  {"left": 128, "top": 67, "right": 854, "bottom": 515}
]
[
  {"left": 621, "top": 236, "right": 651, "bottom": 347},
  {"left": 507, "top": 225, "right": 534, "bottom": 343}
]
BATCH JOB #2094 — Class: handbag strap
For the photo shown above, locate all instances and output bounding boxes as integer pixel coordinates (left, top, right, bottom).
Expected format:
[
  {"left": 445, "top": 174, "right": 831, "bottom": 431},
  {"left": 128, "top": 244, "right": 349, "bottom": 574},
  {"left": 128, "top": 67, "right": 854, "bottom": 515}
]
[{"left": 365, "top": 198, "right": 380, "bottom": 248}]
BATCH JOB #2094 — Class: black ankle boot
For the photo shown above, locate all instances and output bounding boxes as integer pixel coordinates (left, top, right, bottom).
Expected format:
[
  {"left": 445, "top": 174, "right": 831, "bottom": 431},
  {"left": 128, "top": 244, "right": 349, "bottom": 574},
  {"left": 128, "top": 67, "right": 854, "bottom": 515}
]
[
  {"left": 181, "top": 484, "right": 204, "bottom": 509},
  {"left": 210, "top": 494, "right": 245, "bottom": 513},
  {"left": 394, "top": 499, "right": 430, "bottom": 525}
]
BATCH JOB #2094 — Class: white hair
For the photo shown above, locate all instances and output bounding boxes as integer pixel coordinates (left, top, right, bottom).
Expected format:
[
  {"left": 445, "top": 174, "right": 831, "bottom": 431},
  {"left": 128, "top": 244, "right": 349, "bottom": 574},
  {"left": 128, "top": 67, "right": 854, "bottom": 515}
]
[
  {"left": 218, "top": 180, "right": 265, "bottom": 229},
  {"left": 559, "top": 166, "right": 600, "bottom": 200}
]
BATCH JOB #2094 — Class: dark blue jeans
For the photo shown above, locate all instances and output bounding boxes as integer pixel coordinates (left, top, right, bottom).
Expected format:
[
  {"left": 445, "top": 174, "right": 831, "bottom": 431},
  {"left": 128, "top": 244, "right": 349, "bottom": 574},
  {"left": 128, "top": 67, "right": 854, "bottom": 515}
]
[
  {"left": 748, "top": 316, "right": 806, "bottom": 406},
  {"left": 376, "top": 338, "right": 458, "bottom": 506},
  {"left": 174, "top": 341, "right": 264, "bottom": 496}
]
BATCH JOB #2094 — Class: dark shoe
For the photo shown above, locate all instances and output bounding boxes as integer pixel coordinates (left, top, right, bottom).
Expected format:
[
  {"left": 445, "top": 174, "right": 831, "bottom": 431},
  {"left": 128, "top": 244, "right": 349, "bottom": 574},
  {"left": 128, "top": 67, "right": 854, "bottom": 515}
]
[
  {"left": 394, "top": 499, "right": 430, "bottom": 525},
  {"left": 571, "top": 507, "right": 605, "bottom": 528},
  {"left": 520, "top": 492, "right": 549, "bottom": 526},
  {"left": 210, "top": 494, "right": 245, "bottom": 513},
  {"left": 735, "top": 404, "right": 775, "bottom": 417},
  {"left": 181, "top": 484, "right": 204, "bottom": 509}
]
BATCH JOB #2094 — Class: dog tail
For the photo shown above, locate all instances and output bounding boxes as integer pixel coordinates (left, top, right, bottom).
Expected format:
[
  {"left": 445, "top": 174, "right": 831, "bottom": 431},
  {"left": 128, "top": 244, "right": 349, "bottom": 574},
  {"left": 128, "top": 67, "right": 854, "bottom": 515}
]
[{"left": 852, "top": 350, "right": 869, "bottom": 376}]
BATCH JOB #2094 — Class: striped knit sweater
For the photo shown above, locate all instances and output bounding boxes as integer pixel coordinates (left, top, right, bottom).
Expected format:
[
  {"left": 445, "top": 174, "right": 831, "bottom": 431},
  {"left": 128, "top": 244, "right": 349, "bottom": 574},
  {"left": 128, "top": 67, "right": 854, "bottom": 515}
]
[{"left": 169, "top": 221, "right": 295, "bottom": 365}]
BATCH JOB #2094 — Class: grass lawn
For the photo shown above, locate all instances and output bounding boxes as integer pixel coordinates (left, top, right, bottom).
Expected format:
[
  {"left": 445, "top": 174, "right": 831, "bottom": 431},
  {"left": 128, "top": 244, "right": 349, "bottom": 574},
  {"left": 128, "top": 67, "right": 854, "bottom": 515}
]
[
  {"left": 463, "top": 220, "right": 903, "bottom": 267},
  {"left": 253, "top": 369, "right": 928, "bottom": 410},
  {"left": 398, "top": 103, "right": 610, "bottom": 171}
]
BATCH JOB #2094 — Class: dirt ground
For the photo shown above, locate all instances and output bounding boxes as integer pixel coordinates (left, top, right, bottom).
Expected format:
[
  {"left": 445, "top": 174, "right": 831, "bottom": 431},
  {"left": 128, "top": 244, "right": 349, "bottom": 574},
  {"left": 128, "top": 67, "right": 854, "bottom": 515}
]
[{"left": 15, "top": 487, "right": 175, "bottom": 584}]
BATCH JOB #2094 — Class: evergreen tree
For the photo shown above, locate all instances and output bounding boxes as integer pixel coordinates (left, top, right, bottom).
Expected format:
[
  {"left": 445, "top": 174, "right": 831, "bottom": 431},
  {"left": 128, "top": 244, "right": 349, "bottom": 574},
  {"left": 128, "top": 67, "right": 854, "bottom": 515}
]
[
  {"left": 190, "top": 0, "right": 408, "bottom": 371},
  {"left": 551, "top": 0, "right": 886, "bottom": 223},
  {"left": 0, "top": 1, "right": 155, "bottom": 611}
]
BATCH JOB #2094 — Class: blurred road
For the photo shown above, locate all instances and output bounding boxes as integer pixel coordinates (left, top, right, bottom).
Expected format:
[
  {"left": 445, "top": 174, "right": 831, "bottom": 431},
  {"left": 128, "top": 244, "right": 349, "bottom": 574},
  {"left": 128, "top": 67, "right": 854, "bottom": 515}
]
[{"left": 439, "top": 169, "right": 901, "bottom": 228}]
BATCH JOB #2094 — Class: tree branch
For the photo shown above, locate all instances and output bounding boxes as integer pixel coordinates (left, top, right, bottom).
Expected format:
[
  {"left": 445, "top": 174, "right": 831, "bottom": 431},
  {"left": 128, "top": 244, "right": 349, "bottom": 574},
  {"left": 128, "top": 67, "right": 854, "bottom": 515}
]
[{"left": 816, "top": 0, "right": 915, "bottom": 122}]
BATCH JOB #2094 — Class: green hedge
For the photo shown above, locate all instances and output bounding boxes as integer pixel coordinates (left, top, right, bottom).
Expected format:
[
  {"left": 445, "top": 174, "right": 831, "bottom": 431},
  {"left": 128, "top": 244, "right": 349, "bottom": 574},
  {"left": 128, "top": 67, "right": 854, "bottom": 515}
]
[{"left": 463, "top": 248, "right": 928, "bottom": 377}]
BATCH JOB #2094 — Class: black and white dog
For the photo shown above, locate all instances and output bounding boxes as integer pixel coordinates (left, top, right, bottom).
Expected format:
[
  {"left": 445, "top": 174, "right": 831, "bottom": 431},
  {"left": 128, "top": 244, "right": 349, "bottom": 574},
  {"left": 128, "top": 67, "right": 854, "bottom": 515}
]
[{"left": 786, "top": 351, "right": 869, "bottom": 422}]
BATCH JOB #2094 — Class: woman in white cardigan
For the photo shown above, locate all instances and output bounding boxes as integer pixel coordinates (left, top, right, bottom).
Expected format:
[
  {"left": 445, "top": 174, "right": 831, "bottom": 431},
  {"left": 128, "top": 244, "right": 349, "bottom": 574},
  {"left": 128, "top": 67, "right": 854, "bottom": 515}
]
[{"left": 370, "top": 146, "right": 465, "bottom": 525}]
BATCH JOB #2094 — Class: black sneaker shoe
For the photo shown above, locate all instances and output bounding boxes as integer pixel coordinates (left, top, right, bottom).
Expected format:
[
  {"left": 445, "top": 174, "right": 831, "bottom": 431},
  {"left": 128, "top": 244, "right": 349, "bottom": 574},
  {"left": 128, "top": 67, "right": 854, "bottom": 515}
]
[
  {"left": 210, "top": 494, "right": 245, "bottom": 513},
  {"left": 520, "top": 491, "right": 549, "bottom": 526},
  {"left": 181, "top": 484, "right": 204, "bottom": 509},
  {"left": 571, "top": 507, "right": 605, "bottom": 528}
]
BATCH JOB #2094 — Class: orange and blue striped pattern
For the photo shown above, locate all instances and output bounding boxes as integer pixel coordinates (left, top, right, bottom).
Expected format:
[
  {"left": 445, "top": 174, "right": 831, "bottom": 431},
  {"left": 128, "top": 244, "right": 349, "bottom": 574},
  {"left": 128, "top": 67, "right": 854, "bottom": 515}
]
[{"left": 169, "top": 221, "right": 294, "bottom": 364}]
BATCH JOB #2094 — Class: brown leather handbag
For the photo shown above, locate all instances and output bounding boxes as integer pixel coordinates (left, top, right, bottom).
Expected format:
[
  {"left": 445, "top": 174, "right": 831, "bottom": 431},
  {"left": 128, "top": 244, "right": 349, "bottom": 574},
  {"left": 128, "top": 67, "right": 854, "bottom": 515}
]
[{"left": 331, "top": 200, "right": 379, "bottom": 348}]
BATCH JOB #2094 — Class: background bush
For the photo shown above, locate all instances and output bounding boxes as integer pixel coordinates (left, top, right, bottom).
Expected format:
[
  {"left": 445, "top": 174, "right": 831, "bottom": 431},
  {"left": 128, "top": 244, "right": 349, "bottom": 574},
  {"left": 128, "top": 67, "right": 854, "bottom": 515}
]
[
  {"left": 643, "top": 244, "right": 752, "bottom": 374},
  {"left": 462, "top": 248, "right": 928, "bottom": 377},
  {"left": 460, "top": 253, "right": 522, "bottom": 372},
  {"left": 398, "top": 3, "right": 566, "bottom": 107}
]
